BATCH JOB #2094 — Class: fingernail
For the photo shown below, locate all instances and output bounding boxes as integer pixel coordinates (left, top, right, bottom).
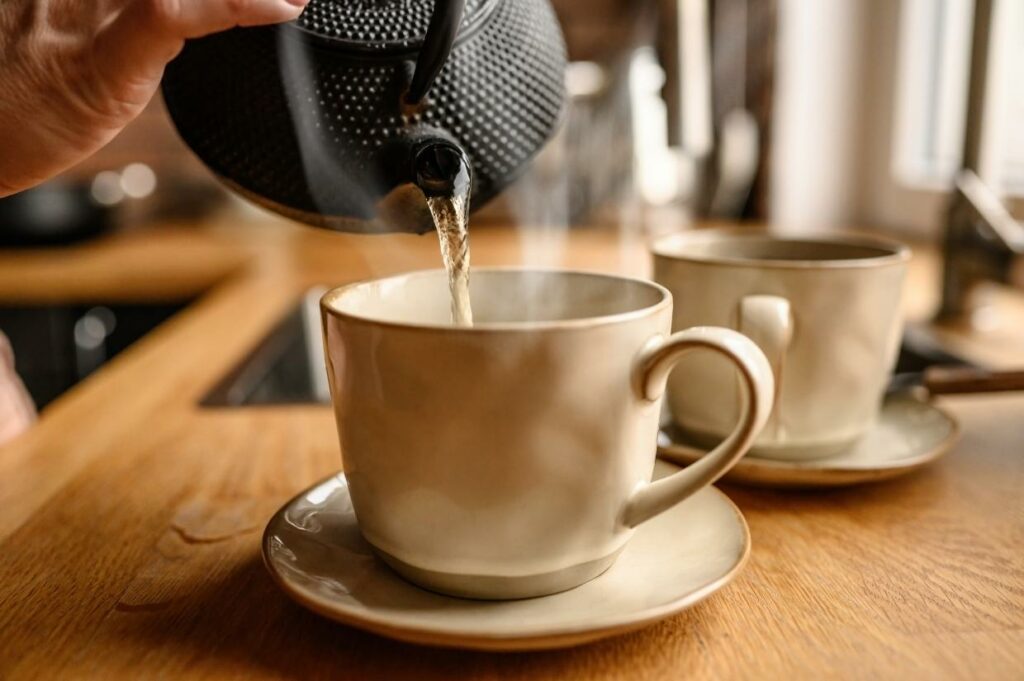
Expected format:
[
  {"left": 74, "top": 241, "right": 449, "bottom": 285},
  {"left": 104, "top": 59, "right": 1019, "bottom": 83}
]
[{"left": 284, "top": 0, "right": 310, "bottom": 7}]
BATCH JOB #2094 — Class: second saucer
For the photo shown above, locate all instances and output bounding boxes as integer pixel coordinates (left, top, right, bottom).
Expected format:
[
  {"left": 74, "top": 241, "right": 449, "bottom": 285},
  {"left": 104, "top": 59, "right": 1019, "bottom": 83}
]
[{"left": 658, "top": 396, "right": 959, "bottom": 488}]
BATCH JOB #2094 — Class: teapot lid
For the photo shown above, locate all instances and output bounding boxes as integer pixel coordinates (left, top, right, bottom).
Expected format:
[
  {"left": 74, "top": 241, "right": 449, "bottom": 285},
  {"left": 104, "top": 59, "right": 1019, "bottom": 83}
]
[{"left": 292, "top": 0, "right": 499, "bottom": 52}]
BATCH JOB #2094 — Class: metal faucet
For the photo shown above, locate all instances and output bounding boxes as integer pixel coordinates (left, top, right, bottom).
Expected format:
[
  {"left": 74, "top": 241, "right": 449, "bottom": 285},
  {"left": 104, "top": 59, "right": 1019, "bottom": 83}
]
[{"left": 938, "top": 0, "right": 1024, "bottom": 321}]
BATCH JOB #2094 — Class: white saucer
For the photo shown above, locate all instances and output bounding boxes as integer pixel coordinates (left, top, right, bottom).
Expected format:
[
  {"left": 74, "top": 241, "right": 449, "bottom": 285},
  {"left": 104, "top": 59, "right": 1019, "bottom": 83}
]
[
  {"left": 659, "top": 396, "right": 960, "bottom": 488},
  {"left": 262, "top": 460, "right": 749, "bottom": 651}
]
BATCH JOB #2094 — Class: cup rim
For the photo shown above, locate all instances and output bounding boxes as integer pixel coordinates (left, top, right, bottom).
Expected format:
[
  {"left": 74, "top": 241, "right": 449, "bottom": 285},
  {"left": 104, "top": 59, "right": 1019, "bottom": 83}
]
[
  {"left": 650, "top": 228, "right": 912, "bottom": 269},
  {"left": 320, "top": 267, "right": 672, "bottom": 333}
]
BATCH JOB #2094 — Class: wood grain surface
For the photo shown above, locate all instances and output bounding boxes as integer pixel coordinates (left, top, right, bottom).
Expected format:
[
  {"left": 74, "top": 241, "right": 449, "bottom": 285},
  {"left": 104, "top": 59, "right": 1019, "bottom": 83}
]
[{"left": 0, "top": 221, "right": 1022, "bottom": 679}]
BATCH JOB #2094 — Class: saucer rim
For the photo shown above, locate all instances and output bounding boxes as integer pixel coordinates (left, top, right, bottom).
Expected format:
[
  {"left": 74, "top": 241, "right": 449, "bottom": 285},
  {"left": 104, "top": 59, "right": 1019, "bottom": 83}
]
[
  {"left": 261, "top": 465, "right": 751, "bottom": 651},
  {"left": 658, "top": 398, "right": 960, "bottom": 487}
]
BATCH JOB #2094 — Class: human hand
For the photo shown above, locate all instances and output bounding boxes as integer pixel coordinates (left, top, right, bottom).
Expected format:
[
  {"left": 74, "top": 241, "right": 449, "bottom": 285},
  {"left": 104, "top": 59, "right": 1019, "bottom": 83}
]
[
  {"left": 0, "top": 331, "right": 35, "bottom": 446},
  {"left": 0, "top": 0, "right": 309, "bottom": 196}
]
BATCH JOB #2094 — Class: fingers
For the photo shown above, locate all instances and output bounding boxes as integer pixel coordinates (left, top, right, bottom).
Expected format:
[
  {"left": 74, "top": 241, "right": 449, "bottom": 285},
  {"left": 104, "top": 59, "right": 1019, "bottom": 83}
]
[
  {"left": 0, "top": 332, "right": 37, "bottom": 445},
  {"left": 90, "top": 0, "right": 310, "bottom": 118},
  {"left": 156, "top": 0, "right": 310, "bottom": 38},
  {"left": 0, "top": 332, "right": 14, "bottom": 371}
]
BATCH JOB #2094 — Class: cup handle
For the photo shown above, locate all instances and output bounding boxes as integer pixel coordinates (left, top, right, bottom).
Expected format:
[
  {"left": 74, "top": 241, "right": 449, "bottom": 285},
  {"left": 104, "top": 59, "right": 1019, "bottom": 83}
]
[
  {"left": 621, "top": 327, "right": 774, "bottom": 528},
  {"left": 737, "top": 295, "right": 792, "bottom": 440}
]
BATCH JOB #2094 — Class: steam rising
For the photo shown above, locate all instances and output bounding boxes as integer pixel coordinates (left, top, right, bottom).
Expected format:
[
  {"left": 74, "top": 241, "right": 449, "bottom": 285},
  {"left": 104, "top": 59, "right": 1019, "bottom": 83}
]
[
  {"left": 279, "top": 32, "right": 344, "bottom": 215},
  {"left": 278, "top": 32, "right": 650, "bottom": 324},
  {"left": 501, "top": 57, "right": 647, "bottom": 319}
]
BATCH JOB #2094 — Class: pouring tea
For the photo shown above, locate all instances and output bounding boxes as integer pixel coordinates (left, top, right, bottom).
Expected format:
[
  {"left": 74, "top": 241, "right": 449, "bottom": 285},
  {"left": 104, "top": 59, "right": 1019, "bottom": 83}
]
[{"left": 162, "top": 0, "right": 566, "bottom": 323}]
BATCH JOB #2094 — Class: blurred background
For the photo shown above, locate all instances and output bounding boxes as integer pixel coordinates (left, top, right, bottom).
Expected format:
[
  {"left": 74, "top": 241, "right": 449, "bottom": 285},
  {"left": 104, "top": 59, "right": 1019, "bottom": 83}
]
[
  {"left": 2, "top": 0, "right": 1023, "bottom": 410},
  {"left": 8, "top": 0, "right": 1020, "bottom": 236}
]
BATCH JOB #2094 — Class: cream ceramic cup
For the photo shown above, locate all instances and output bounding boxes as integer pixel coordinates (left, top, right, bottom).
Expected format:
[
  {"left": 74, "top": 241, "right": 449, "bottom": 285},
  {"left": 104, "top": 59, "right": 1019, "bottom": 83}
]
[
  {"left": 652, "top": 230, "right": 910, "bottom": 460},
  {"left": 321, "top": 268, "right": 773, "bottom": 600}
]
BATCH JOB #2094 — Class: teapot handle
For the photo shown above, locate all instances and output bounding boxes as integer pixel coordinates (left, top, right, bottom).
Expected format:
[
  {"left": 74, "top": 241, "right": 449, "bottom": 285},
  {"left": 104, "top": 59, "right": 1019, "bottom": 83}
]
[{"left": 407, "top": 0, "right": 467, "bottom": 104}]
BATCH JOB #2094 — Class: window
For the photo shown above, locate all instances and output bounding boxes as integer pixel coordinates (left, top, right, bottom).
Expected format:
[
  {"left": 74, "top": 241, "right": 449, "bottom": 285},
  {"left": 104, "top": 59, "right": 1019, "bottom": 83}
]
[{"left": 894, "top": 0, "right": 1024, "bottom": 195}]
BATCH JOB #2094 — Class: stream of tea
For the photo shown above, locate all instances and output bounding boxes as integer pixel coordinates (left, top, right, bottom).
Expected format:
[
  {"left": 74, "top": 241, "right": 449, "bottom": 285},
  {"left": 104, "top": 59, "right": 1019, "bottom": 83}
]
[{"left": 427, "top": 191, "right": 474, "bottom": 326}]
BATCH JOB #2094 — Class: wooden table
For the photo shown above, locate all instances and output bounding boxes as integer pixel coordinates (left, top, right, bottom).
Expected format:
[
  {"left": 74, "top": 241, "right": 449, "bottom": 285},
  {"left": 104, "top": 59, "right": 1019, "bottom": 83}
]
[{"left": 1, "top": 222, "right": 1022, "bottom": 679}]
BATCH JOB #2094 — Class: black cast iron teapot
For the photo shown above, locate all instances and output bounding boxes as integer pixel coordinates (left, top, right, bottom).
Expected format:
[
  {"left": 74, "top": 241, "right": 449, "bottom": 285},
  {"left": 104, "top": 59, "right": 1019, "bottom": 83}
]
[{"left": 161, "top": 0, "right": 567, "bottom": 234}]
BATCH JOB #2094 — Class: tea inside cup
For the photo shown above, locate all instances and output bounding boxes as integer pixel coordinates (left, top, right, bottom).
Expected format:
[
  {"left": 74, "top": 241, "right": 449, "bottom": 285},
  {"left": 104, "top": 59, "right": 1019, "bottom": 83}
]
[{"left": 324, "top": 268, "right": 666, "bottom": 327}]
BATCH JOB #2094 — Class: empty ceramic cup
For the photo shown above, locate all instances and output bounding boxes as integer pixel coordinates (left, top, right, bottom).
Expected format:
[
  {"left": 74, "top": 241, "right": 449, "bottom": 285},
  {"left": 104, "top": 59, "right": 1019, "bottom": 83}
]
[{"left": 652, "top": 230, "right": 910, "bottom": 460}]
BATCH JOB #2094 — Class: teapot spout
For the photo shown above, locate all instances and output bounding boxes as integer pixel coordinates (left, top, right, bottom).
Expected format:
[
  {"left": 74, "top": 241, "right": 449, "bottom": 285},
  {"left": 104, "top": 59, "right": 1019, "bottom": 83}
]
[
  {"left": 412, "top": 139, "right": 472, "bottom": 199},
  {"left": 369, "top": 135, "right": 472, "bottom": 235}
]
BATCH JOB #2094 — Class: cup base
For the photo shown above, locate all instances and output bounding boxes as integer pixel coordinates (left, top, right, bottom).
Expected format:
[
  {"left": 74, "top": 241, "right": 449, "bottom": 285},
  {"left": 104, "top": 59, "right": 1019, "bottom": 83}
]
[
  {"left": 370, "top": 543, "right": 626, "bottom": 601},
  {"left": 674, "top": 422, "right": 858, "bottom": 461}
]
